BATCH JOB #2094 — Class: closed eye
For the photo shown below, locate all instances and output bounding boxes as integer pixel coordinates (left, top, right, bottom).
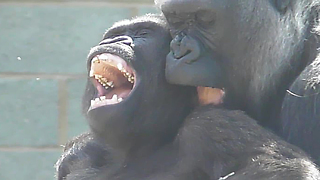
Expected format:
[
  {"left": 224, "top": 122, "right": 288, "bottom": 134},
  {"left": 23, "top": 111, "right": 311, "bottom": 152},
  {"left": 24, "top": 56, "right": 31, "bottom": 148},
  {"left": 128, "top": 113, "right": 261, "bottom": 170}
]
[
  {"left": 195, "top": 11, "right": 215, "bottom": 27},
  {"left": 135, "top": 29, "right": 152, "bottom": 37}
]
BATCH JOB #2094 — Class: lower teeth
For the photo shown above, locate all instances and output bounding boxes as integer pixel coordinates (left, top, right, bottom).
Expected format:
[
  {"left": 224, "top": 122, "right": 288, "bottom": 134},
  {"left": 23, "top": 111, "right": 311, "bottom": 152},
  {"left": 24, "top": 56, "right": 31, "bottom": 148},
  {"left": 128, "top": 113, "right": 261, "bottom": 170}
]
[{"left": 91, "top": 95, "right": 123, "bottom": 106}]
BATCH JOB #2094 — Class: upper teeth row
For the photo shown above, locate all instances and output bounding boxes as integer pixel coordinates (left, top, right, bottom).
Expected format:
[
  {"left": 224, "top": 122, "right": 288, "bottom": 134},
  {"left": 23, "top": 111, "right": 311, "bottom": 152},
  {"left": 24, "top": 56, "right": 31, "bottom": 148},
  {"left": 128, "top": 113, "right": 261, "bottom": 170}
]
[
  {"left": 117, "top": 63, "right": 134, "bottom": 83},
  {"left": 94, "top": 75, "right": 114, "bottom": 89},
  {"left": 122, "top": 72, "right": 134, "bottom": 83},
  {"left": 90, "top": 59, "right": 135, "bottom": 84}
]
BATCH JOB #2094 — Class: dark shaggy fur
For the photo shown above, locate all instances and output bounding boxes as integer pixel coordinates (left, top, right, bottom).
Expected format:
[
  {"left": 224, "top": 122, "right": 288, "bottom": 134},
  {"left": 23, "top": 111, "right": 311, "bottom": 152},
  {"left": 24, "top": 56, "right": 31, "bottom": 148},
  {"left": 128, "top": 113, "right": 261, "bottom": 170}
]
[{"left": 56, "top": 14, "right": 320, "bottom": 180}]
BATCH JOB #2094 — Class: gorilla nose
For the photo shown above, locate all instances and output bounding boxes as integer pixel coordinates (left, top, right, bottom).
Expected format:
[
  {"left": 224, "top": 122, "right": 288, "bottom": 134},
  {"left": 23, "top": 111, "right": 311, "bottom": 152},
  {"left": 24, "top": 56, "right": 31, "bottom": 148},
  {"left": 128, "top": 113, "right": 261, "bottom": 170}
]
[
  {"left": 99, "top": 36, "right": 133, "bottom": 47},
  {"left": 170, "top": 34, "right": 201, "bottom": 63}
]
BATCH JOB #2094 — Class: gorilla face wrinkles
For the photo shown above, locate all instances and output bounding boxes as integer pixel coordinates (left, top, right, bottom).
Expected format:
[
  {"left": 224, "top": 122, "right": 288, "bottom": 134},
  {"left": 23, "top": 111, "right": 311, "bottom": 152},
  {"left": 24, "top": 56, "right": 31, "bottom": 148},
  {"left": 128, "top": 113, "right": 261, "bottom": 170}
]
[
  {"left": 83, "top": 14, "right": 196, "bottom": 154},
  {"left": 157, "top": 0, "right": 319, "bottom": 124}
]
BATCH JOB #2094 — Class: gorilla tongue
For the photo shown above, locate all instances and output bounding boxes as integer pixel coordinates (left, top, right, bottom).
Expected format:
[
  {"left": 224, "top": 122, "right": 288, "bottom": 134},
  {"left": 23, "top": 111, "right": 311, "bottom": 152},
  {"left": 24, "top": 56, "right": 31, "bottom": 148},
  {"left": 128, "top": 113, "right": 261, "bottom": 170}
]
[{"left": 89, "top": 53, "right": 135, "bottom": 106}]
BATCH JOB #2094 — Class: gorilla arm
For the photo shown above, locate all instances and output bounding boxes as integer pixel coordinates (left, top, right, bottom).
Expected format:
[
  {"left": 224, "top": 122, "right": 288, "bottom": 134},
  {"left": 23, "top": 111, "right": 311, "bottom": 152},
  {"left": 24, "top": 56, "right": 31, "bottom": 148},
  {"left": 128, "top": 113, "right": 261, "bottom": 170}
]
[
  {"left": 167, "top": 106, "right": 320, "bottom": 180},
  {"left": 145, "top": 88, "right": 319, "bottom": 180},
  {"left": 280, "top": 59, "right": 320, "bottom": 164},
  {"left": 55, "top": 133, "right": 113, "bottom": 180}
]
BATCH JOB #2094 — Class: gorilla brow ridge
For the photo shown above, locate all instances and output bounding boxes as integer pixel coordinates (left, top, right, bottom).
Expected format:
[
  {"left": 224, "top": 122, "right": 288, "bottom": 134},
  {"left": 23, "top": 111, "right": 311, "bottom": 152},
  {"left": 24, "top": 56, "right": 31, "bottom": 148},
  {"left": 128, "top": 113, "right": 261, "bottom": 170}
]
[{"left": 103, "top": 14, "right": 168, "bottom": 38}]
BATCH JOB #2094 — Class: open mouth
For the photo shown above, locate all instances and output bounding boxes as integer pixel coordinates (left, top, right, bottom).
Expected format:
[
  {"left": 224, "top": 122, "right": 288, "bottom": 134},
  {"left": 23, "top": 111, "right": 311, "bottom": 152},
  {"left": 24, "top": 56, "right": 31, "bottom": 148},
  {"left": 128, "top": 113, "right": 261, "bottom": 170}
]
[{"left": 89, "top": 53, "right": 136, "bottom": 109}]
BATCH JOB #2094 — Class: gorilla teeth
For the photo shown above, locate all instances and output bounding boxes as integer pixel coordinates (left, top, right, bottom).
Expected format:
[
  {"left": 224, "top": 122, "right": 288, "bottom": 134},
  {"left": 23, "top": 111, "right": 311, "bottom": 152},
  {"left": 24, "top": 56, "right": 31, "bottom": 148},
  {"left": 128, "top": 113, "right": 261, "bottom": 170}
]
[
  {"left": 89, "top": 70, "right": 94, "bottom": 77},
  {"left": 128, "top": 76, "right": 134, "bottom": 83},
  {"left": 94, "top": 75, "right": 103, "bottom": 79},
  {"left": 117, "top": 63, "right": 124, "bottom": 71},
  {"left": 93, "top": 75, "right": 114, "bottom": 89},
  {"left": 111, "top": 94, "right": 118, "bottom": 100},
  {"left": 117, "top": 63, "right": 134, "bottom": 84},
  {"left": 122, "top": 72, "right": 134, "bottom": 84},
  {"left": 90, "top": 94, "right": 123, "bottom": 106},
  {"left": 91, "top": 58, "right": 101, "bottom": 64},
  {"left": 91, "top": 60, "right": 134, "bottom": 85},
  {"left": 91, "top": 53, "right": 135, "bottom": 85},
  {"left": 106, "top": 81, "right": 114, "bottom": 87}
]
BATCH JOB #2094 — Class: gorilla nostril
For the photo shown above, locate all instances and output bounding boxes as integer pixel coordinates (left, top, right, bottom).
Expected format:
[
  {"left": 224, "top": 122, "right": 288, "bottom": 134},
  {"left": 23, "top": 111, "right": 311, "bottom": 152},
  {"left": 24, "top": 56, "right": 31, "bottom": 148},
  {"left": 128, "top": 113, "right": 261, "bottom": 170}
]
[
  {"left": 173, "top": 49, "right": 191, "bottom": 59},
  {"left": 99, "top": 36, "right": 133, "bottom": 47},
  {"left": 119, "top": 37, "right": 133, "bottom": 46},
  {"left": 171, "top": 33, "right": 187, "bottom": 59},
  {"left": 171, "top": 34, "right": 201, "bottom": 62}
]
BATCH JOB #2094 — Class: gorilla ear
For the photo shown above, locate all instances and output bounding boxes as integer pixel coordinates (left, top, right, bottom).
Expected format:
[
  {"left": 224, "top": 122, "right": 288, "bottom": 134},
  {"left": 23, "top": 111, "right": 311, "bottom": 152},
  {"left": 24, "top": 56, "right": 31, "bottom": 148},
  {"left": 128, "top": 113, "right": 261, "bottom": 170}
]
[{"left": 274, "top": 0, "right": 291, "bottom": 13}]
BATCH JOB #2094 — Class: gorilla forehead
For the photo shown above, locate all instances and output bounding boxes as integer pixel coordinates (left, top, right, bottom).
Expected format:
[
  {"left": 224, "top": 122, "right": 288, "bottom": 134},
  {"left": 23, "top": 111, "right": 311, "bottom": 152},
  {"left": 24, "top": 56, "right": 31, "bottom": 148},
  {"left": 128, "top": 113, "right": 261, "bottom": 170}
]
[
  {"left": 156, "top": 0, "right": 217, "bottom": 11},
  {"left": 157, "top": 0, "right": 316, "bottom": 31},
  {"left": 105, "top": 14, "right": 168, "bottom": 34}
]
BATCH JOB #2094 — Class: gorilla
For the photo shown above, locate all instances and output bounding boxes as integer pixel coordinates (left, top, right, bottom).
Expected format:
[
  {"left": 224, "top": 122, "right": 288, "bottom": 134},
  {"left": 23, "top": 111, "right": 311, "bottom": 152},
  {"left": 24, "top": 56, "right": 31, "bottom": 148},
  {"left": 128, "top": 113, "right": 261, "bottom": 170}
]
[
  {"left": 155, "top": 0, "right": 320, "bottom": 162},
  {"left": 55, "top": 14, "right": 320, "bottom": 180}
]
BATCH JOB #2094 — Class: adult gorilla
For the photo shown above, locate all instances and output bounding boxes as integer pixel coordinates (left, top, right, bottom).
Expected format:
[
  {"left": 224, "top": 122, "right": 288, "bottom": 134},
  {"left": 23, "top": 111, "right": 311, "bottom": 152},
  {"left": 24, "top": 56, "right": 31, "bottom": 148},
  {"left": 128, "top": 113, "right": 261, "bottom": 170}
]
[
  {"left": 156, "top": 0, "right": 320, "bottom": 162},
  {"left": 56, "top": 14, "right": 320, "bottom": 180}
]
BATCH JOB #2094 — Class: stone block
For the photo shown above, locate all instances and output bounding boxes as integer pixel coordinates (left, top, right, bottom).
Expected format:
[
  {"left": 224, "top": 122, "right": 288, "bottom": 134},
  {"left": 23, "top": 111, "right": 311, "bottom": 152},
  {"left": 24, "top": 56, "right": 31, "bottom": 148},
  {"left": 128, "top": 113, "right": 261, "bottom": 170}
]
[
  {"left": 0, "top": 79, "right": 58, "bottom": 146},
  {"left": 0, "top": 151, "right": 62, "bottom": 180},
  {"left": 0, "top": 5, "right": 132, "bottom": 74},
  {"left": 67, "top": 78, "right": 89, "bottom": 139}
]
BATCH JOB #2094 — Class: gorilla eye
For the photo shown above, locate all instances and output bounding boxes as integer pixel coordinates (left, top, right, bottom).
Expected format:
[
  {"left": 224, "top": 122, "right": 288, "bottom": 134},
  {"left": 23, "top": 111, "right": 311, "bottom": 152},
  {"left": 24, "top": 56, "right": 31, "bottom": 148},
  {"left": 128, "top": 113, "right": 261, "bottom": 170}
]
[
  {"left": 136, "top": 29, "right": 152, "bottom": 37},
  {"left": 195, "top": 11, "right": 215, "bottom": 26},
  {"left": 167, "top": 16, "right": 185, "bottom": 28}
]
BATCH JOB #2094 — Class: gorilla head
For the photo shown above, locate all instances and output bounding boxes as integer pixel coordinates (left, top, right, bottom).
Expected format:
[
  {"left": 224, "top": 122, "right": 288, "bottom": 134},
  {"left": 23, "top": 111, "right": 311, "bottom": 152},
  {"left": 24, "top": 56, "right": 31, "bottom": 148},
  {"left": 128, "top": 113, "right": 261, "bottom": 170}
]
[
  {"left": 82, "top": 14, "right": 196, "bottom": 153},
  {"left": 156, "top": 0, "right": 320, "bottom": 126}
]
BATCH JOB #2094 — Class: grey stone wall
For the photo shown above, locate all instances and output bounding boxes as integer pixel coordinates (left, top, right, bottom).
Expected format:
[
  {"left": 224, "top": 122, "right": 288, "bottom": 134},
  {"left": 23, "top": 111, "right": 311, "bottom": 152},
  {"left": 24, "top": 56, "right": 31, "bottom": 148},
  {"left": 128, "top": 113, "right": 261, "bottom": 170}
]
[{"left": 0, "top": 1, "right": 157, "bottom": 179}]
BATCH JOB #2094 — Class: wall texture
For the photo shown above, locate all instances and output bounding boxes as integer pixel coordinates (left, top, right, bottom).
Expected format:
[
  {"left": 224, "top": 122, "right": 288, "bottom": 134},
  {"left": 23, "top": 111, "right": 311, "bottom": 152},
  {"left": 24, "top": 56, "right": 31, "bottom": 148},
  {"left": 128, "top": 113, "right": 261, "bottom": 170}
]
[{"left": 0, "top": 1, "right": 157, "bottom": 179}]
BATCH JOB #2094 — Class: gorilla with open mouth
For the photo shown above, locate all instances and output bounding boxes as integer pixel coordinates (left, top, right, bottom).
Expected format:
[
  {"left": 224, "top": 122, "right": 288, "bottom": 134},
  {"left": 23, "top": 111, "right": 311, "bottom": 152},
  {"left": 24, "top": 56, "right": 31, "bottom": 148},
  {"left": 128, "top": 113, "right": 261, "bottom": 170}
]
[
  {"left": 55, "top": 14, "right": 320, "bottom": 180},
  {"left": 56, "top": 14, "right": 196, "bottom": 180}
]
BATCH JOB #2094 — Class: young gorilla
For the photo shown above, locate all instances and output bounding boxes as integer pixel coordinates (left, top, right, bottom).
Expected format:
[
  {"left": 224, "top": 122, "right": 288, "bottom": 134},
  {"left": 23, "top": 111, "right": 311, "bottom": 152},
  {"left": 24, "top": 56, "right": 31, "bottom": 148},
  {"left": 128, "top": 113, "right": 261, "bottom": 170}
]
[{"left": 55, "top": 14, "right": 320, "bottom": 180}]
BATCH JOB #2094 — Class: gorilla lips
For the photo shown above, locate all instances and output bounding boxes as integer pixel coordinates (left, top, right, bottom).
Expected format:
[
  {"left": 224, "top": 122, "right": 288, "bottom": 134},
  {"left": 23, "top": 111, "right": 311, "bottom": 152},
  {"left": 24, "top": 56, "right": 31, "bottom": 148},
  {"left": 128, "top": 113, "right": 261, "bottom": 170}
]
[{"left": 89, "top": 53, "right": 135, "bottom": 109}]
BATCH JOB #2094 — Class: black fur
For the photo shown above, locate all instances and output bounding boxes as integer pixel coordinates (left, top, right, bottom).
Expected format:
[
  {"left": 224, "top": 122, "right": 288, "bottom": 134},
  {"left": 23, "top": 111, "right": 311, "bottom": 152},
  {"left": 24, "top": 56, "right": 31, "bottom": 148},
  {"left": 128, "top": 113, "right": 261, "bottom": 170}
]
[
  {"left": 156, "top": 0, "right": 320, "bottom": 162},
  {"left": 56, "top": 107, "right": 320, "bottom": 179},
  {"left": 55, "top": 14, "right": 320, "bottom": 180},
  {"left": 281, "top": 59, "right": 320, "bottom": 163}
]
